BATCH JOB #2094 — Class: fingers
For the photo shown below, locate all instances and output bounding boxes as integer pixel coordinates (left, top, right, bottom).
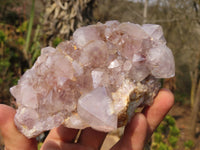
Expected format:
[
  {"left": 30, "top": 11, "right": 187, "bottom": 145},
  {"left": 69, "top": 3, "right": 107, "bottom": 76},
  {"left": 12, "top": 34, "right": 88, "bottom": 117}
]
[
  {"left": 42, "top": 140, "right": 93, "bottom": 150},
  {"left": 111, "top": 113, "right": 148, "bottom": 150},
  {"left": 44, "top": 125, "right": 79, "bottom": 143},
  {"left": 42, "top": 125, "right": 79, "bottom": 149},
  {"left": 43, "top": 126, "right": 107, "bottom": 150},
  {"left": 42, "top": 89, "right": 174, "bottom": 150},
  {"left": 111, "top": 89, "right": 174, "bottom": 150},
  {"left": 142, "top": 89, "right": 174, "bottom": 137},
  {"left": 78, "top": 128, "right": 107, "bottom": 149},
  {"left": 0, "top": 104, "right": 37, "bottom": 150}
]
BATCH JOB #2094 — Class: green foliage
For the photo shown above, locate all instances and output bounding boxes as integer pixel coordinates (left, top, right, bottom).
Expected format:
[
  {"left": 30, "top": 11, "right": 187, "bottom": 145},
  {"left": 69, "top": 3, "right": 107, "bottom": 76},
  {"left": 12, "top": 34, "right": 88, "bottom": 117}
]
[
  {"left": 16, "top": 21, "right": 28, "bottom": 33},
  {"left": 157, "top": 142, "right": 171, "bottom": 150},
  {"left": 17, "top": 37, "right": 25, "bottom": 45},
  {"left": 37, "top": 142, "right": 43, "bottom": 150},
  {"left": 184, "top": 140, "right": 194, "bottom": 149},
  {"left": 29, "top": 24, "right": 41, "bottom": 64},
  {"left": 165, "top": 115, "right": 176, "bottom": 126},
  {"left": 52, "top": 37, "right": 62, "bottom": 47},
  {"left": 30, "top": 41, "right": 41, "bottom": 64},
  {"left": 24, "top": 0, "right": 35, "bottom": 63},
  {"left": 169, "top": 126, "right": 180, "bottom": 137},
  {"left": 151, "top": 115, "right": 180, "bottom": 150},
  {"left": 0, "top": 0, "right": 43, "bottom": 102},
  {"left": 168, "top": 136, "right": 178, "bottom": 148},
  {"left": 0, "top": 28, "right": 22, "bottom": 101},
  {"left": 157, "top": 123, "right": 166, "bottom": 133},
  {"left": 154, "top": 132, "right": 162, "bottom": 143},
  {"left": 0, "top": 30, "right": 6, "bottom": 42},
  {"left": 0, "top": 58, "right": 10, "bottom": 68},
  {"left": 174, "top": 91, "right": 189, "bottom": 105}
]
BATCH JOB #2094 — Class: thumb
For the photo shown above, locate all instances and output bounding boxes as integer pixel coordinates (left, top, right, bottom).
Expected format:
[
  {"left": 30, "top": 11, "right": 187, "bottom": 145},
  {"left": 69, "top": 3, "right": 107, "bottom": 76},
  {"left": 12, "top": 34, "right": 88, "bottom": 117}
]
[
  {"left": 0, "top": 104, "right": 37, "bottom": 150},
  {"left": 111, "top": 113, "right": 148, "bottom": 150}
]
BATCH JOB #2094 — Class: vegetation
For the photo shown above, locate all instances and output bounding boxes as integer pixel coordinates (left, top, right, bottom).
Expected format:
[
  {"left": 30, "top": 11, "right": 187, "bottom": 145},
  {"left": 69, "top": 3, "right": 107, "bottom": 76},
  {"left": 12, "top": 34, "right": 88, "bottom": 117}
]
[
  {"left": 0, "top": 0, "right": 41, "bottom": 104},
  {"left": 37, "top": 142, "right": 43, "bottom": 150},
  {"left": 184, "top": 140, "right": 194, "bottom": 150},
  {"left": 151, "top": 115, "right": 180, "bottom": 150},
  {"left": 0, "top": 22, "right": 28, "bottom": 103}
]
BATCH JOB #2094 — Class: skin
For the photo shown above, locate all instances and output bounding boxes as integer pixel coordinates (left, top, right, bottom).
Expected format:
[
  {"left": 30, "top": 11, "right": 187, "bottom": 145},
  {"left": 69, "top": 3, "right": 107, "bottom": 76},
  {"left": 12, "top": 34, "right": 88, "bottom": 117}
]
[{"left": 0, "top": 89, "right": 174, "bottom": 150}]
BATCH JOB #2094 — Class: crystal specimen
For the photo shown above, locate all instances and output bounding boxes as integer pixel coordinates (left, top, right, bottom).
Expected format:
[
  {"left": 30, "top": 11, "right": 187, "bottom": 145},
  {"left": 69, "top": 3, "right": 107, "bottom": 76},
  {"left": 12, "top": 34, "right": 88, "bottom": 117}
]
[{"left": 10, "top": 21, "right": 175, "bottom": 138}]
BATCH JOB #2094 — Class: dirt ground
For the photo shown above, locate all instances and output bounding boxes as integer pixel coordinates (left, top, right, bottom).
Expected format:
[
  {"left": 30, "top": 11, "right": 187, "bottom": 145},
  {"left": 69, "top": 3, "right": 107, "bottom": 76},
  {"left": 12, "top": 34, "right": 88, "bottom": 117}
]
[{"left": 168, "top": 104, "right": 200, "bottom": 150}]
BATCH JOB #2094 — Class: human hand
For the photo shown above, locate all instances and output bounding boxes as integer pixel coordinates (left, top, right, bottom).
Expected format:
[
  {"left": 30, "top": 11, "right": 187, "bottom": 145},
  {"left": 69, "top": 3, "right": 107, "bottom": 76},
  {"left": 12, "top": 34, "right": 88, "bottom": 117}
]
[{"left": 0, "top": 89, "right": 174, "bottom": 150}]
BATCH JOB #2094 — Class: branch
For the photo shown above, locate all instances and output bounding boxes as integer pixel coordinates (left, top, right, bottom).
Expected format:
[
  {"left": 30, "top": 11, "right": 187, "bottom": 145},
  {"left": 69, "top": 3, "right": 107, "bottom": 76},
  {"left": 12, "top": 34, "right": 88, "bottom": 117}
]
[
  {"left": 23, "top": 0, "right": 35, "bottom": 67},
  {"left": 193, "top": 0, "right": 200, "bottom": 24},
  {"left": 143, "top": 0, "right": 148, "bottom": 24}
]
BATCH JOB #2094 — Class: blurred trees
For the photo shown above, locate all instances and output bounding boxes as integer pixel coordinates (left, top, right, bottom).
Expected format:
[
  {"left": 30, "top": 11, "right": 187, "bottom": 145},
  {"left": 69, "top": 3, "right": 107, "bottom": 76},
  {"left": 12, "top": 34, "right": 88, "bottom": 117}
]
[
  {"left": 0, "top": 0, "right": 97, "bottom": 103},
  {"left": 145, "top": 0, "right": 200, "bottom": 139},
  {"left": 94, "top": 0, "right": 144, "bottom": 23},
  {"left": 143, "top": 0, "right": 148, "bottom": 24},
  {"left": 42, "top": 0, "right": 96, "bottom": 45},
  {"left": 0, "top": 0, "right": 24, "bottom": 25},
  {"left": 189, "top": 0, "right": 200, "bottom": 137},
  {"left": 0, "top": 0, "right": 30, "bottom": 103}
]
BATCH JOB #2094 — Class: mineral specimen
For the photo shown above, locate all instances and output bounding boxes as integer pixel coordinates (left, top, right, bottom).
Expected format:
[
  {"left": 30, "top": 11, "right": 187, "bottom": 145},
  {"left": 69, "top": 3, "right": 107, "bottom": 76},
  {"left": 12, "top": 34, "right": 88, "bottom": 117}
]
[{"left": 10, "top": 21, "right": 175, "bottom": 138}]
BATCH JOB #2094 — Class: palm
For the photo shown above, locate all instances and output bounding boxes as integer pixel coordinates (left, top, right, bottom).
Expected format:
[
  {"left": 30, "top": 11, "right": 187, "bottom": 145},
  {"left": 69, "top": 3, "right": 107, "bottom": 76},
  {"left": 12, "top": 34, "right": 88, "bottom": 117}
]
[{"left": 0, "top": 89, "right": 174, "bottom": 150}]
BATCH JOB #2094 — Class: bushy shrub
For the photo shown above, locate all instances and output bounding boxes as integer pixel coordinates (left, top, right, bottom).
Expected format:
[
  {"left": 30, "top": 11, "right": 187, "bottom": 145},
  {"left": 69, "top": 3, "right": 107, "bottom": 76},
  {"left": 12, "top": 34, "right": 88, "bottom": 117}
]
[
  {"left": 184, "top": 140, "right": 194, "bottom": 150},
  {"left": 151, "top": 115, "right": 180, "bottom": 150},
  {"left": 0, "top": 22, "right": 30, "bottom": 103}
]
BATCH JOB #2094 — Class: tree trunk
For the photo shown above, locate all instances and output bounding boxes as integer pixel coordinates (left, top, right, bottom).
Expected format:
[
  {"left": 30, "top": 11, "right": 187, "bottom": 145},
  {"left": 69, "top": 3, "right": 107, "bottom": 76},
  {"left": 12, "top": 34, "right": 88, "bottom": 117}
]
[
  {"left": 191, "top": 79, "right": 200, "bottom": 137},
  {"left": 163, "top": 77, "right": 176, "bottom": 93},
  {"left": 190, "top": 68, "right": 198, "bottom": 107},
  {"left": 190, "top": 51, "right": 200, "bottom": 108},
  {"left": 143, "top": 0, "right": 148, "bottom": 24},
  {"left": 42, "top": 0, "right": 95, "bottom": 45}
]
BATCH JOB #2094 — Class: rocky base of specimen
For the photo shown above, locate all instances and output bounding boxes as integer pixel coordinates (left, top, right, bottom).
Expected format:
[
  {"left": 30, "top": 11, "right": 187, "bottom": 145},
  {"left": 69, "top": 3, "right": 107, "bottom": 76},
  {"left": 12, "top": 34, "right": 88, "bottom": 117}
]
[{"left": 10, "top": 21, "right": 175, "bottom": 138}]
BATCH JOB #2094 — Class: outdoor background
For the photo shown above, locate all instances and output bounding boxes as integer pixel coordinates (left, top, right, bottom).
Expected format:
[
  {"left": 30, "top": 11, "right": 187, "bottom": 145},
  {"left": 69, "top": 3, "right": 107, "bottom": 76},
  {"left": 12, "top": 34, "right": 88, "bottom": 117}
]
[{"left": 0, "top": 0, "right": 200, "bottom": 149}]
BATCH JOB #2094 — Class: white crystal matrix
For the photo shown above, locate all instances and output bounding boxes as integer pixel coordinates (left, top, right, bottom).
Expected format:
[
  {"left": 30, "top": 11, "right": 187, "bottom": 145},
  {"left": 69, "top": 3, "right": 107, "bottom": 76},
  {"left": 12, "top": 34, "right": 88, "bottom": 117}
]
[{"left": 10, "top": 21, "right": 175, "bottom": 138}]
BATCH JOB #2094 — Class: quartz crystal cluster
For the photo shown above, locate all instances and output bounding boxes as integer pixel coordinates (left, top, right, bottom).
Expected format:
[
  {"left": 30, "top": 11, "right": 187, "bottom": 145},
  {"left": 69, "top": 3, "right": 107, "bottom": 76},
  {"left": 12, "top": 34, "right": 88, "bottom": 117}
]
[{"left": 10, "top": 21, "right": 175, "bottom": 138}]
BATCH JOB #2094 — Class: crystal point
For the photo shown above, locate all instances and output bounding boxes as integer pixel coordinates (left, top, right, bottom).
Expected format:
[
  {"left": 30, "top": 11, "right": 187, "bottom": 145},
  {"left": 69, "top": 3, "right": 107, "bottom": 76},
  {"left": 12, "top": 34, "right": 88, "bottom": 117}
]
[{"left": 78, "top": 87, "right": 117, "bottom": 131}]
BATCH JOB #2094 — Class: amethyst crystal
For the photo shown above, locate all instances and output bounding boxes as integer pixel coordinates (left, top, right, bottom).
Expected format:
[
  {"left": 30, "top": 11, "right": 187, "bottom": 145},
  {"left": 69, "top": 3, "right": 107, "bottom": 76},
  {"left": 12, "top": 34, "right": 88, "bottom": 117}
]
[{"left": 10, "top": 21, "right": 175, "bottom": 138}]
